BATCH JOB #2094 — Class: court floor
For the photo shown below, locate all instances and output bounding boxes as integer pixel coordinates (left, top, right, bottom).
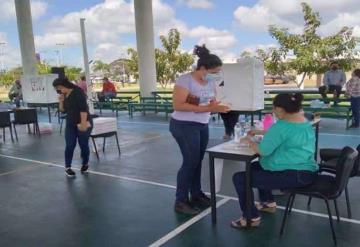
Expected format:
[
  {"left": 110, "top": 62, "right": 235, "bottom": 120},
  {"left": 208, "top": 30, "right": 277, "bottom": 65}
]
[{"left": 0, "top": 111, "right": 359, "bottom": 247}]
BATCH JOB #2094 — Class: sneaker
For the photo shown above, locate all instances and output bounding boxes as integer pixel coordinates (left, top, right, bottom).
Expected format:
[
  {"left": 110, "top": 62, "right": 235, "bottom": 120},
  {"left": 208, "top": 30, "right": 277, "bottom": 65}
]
[
  {"left": 81, "top": 164, "right": 89, "bottom": 173},
  {"left": 65, "top": 168, "right": 76, "bottom": 177},
  {"left": 174, "top": 201, "right": 200, "bottom": 215},
  {"left": 190, "top": 193, "right": 211, "bottom": 208}
]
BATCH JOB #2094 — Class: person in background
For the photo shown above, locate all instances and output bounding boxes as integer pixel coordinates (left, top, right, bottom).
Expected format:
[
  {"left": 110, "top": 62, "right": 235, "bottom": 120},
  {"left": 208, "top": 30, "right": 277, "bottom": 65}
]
[
  {"left": 220, "top": 111, "right": 240, "bottom": 139},
  {"left": 319, "top": 62, "right": 346, "bottom": 104},
  {"left": 231, "top": 93, "right": 318, "bottom": 228},
  {"left": 346, "top": 69, "right": 360, "bottom": 128},
  {"left": 53, "top": 77, "right": 92, "bottom": 177},
  {"left": 77, "top": 76, "right": 88, "bottom": 94},
  {"left": 8, "top": 79, "right": 22, "bottom": 107},
  {"left": 102, "top": 77, "right": 117, "bottom": 100},
  {"left": 170, "top": 44, "right": 230, "bottom": 215}
]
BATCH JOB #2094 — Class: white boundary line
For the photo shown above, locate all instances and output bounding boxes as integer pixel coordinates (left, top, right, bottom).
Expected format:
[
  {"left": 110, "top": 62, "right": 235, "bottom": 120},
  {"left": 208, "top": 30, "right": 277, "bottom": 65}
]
[
  {"left": 0, "top": 164, "right": 42, "bottom": 177},
  {"left": 148, "top": 198, "right": 230, "bottom": 247},
  {"left": 1, "top": 153, "right": 360, "bottom": 226}
]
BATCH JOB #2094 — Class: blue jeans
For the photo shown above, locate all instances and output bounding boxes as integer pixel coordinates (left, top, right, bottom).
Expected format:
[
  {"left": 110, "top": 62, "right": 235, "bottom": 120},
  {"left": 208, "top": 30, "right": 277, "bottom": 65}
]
[
  {"left": 104, "top": 92, "right": 116, "bottom": 100},
  {"left": 65, "top": 124, "right": 92, "bottom": 168},
  {"left": 233, "top": 162, "right": 317, "bottom": 219},
  {"left": 169, "top": 118, "right": 209, "bottom": 203},
  {"left": 350, "top": 97, "right": 360, "bottom": 126}
]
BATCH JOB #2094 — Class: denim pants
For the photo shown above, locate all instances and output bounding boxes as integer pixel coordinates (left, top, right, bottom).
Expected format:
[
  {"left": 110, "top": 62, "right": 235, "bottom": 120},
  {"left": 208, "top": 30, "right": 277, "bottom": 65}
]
[
  {"left": 169, "top": 118, "right": 209, "bottom": 203},
  {"left": 65, "top": 124, "right": 92, "bottom": 168},
  {"left": 350, "top": 97, "right": 360, "bottom": 126},
  {"left": 233, "top": 162, "right": 317, "bottom": 219}
]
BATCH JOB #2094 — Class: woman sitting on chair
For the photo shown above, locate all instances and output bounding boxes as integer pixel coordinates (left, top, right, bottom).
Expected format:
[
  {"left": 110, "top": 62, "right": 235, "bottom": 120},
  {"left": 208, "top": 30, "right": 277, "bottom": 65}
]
[{"left": 231, "top": 93, "right": 318, "bottom": 228}]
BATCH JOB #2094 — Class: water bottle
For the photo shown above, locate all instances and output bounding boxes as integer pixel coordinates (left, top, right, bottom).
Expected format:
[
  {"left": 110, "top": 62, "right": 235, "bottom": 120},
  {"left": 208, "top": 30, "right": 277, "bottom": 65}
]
[{"left": 234, "top": 122, "right": 241, "bottom": 143}]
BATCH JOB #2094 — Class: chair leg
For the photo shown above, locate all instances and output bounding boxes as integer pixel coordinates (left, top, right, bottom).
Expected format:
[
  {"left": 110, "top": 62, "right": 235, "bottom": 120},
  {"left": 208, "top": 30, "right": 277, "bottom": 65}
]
[
  {"left": 115, "top": 133, "right": 121, "bottom": 155},
  {"left": 13, "top": 124, "right": 18, "bottom": 141},
  {"left": 333, "top": 199, "right": 340, "bottom": 222},
  {"left": 9, "top": 125, "right": 14, "bottom": 142},
  {"left": 92, "top": 137, "right": 99, "bottom": 160},
  {"left": 280, "top": 193, "right": 294, "bottom": 236},
  {"left": 60, "top": 119, "right": 63, "bottom": 134},
  {"left": 102, "top": 137, "right": 106, "bottom": 152},
  {"left": 289, "top": 194, "right": 296, "bottom": 214},
  {"left": 307, "top": 197, "right": 312, "bottom": 207},
  {"left": 325, "top": 199, "right": 337, "bottom": 245},
  {"left": 345, "top": 185, "right": 352, "bottom": 218}
]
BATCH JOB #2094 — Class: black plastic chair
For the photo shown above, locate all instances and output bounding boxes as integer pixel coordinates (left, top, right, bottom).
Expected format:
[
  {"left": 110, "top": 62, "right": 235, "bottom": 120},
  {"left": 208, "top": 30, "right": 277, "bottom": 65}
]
[
  {"left": 12, "top": 108, "right": 40, "bottom": 141},
  {"left": 280, "top": 147, "right": 358, "bottom": 246},
  {"left": 0, "top": 111, "right": 14, "bottom": 142},
  {"left": 307, "top": 144, "right": 360, "bottom": 218}
]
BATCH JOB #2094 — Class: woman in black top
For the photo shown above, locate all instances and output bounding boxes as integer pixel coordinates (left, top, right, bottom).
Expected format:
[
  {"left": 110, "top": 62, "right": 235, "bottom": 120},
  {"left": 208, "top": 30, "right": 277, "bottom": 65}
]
[{"left": 53, "top": 78, "right": 92, "bottom": 177}]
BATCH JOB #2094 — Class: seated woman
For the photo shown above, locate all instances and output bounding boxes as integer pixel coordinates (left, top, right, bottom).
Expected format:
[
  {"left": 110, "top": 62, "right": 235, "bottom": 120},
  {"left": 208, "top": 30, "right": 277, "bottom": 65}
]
[{"left": 231, "top": 93, "right": 318, "bottom": 228}]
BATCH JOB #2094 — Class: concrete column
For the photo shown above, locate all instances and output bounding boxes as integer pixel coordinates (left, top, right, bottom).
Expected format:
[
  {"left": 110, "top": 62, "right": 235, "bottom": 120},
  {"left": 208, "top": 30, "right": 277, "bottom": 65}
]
[
  {"left": 14, "top": 0, "right": 38, "bottom": 75},
  {"left": 134, "top": 0, "right": 157, "bottom": 96}
]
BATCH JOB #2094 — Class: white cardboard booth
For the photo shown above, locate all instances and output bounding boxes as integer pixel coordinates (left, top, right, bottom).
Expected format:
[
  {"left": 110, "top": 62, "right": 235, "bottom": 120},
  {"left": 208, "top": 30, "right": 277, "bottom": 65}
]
[
  {"left": 216, "top": 58, "right": 264, "bottom": 111},
  {"left": 21, "top": 74, "right": 59, "bottom": 104}
]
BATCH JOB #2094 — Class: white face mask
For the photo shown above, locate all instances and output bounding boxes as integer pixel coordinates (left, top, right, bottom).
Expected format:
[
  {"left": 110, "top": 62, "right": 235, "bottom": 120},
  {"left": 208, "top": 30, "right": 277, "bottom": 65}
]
[{"left": 204, "top": 72, "right": 224, "bottom": 84}]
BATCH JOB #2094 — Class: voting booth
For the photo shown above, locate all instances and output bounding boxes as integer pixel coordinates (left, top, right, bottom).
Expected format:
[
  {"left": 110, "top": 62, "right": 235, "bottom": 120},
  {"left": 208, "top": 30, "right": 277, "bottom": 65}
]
[
  {"left": 217, "top": 58, "right": 264, "bottom": 110},
  {"left": 21, "top": 74, "right": 58, "bottom": 104}
]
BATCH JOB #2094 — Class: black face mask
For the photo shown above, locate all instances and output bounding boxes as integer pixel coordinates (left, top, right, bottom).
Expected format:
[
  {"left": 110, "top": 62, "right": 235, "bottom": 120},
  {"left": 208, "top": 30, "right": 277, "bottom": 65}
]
[{"left": 56, "top": 89, "right": 62, "bottom": 94}]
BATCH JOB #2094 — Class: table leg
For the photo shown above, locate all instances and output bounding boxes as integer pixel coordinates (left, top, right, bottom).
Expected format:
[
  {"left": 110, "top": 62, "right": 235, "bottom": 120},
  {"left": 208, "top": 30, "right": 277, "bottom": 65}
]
[
  {"left": 251, "top": 113, "right": 254, "bottom": 126},
  {"left": 315, "top": 123, "right": 319, "bottom": 162},
  {"left": 245, "top": 160, "right": 253, "bottom": 227},
  {"left": 209, "top": 154, "right": 217, "bottom": 224},
  {"left": 48, "top": 106, "right": 51, "bottom": 123}
]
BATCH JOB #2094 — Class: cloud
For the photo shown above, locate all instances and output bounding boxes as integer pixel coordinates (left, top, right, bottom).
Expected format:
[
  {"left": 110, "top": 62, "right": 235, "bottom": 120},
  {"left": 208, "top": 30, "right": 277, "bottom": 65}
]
[
  {"left": 177, "top": 0, "right": 214, "bottom": 9},
  {"left": 93, "top": 43, "right": 133, "bottom": 63},
  {"left": 0, "top": 32, "right": 21, "bottom": 69},
  {"left": 33, "top": 0, "right": 236, "bottom": 64},
  {"left": 0, "top": 0, "right": 47, "bottom": 21},
  {"left": 233, "top": 0, "right": 360, "bottom": 34}
]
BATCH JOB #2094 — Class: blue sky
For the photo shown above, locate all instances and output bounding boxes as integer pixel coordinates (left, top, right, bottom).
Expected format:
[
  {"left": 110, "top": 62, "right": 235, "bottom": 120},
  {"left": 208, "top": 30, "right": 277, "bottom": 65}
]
[{"left": 0, "top": 0, "right": 359, "bottom": 70}]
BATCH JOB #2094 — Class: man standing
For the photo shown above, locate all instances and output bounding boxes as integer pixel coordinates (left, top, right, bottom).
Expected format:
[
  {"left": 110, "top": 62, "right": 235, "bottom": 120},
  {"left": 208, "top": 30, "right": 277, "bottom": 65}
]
[{"left": 319, "top": 62, "right": 346, "bottom": 104}]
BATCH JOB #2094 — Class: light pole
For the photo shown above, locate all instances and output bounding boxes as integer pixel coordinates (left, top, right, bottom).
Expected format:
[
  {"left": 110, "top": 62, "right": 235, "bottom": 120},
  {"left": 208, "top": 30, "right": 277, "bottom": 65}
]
[
  {"left": 56, "top": 43, "right": 65, "bottom": 66},
  {"left": 0, "top": 42, "right": 6, "bottom": 73}
]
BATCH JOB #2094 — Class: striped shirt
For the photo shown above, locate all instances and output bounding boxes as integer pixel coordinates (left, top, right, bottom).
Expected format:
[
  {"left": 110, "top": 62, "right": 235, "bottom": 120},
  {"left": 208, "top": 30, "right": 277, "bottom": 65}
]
[{"left": 346, "top": 78, "right": 360, "bottom": 98}]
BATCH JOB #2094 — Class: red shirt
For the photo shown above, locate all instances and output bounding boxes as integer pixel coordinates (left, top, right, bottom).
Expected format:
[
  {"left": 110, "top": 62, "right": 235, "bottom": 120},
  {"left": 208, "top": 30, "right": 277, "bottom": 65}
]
[{"left": 102, "top": 81, "right": 116, "bottom": 93}]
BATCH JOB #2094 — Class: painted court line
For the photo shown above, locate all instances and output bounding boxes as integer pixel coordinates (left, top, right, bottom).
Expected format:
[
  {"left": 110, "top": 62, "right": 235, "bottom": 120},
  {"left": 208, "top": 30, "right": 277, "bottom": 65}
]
[
  {"left": 1, "top": 154, "right": 360, "bottom": 225},
  {"left": 148, "top": 198, "right": 230, "bottom": 247},
  {"left": 0, "top": 164, "right": 43, "bottom": 177}
]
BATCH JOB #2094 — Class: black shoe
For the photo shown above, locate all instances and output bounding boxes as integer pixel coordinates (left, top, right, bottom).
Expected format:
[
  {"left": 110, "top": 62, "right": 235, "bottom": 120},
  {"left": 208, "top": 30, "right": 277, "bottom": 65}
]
[
  {"left": 81, "top": 164, "right": 89, "bottom": 173},
  {"left": 65, "top": 168, "right": 76, "bottom": 177},
  {"left": 190, "top": 193, "right": 211, "bottom": 208},
  {"left": 174, "top": 202, "right": 200, "bottom": 215},
  {"left": 349, "top": 124, "right": 359, "bottom": 128}
]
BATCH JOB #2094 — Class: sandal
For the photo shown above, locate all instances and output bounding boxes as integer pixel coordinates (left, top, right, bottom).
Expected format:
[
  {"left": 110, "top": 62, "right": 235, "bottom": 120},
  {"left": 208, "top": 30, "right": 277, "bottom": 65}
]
[
  {"left": 231, "top": 217, "right": 261, "bottom": 229},
  {"left": 256, "top": 202, "right": 277, "bottom": 213}
]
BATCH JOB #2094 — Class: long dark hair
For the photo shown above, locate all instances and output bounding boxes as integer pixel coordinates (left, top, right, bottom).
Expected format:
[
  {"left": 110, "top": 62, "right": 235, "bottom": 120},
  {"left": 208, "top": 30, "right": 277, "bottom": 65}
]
[
  {"left": 53, "top": 77, "right": 78, "bottom": 89},
  {"left": 194, "top": 44, "right": 222, "bottom": 70},
  {"left": 273, "top": 93, "right": 303, "bottom": 113}
]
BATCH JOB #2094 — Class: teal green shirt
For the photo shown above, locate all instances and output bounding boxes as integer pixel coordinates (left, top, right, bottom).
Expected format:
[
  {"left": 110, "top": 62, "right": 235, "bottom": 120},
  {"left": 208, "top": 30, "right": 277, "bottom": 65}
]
[{"left": 258, "top": 120, "right": 318, "bottom": 172}]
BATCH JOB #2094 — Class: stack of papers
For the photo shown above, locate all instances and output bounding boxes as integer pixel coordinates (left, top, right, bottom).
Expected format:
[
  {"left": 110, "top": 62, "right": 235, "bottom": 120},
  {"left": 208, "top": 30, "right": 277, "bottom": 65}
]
[{"left": 91, "top": 117, "right": 118, "bottom": 135}]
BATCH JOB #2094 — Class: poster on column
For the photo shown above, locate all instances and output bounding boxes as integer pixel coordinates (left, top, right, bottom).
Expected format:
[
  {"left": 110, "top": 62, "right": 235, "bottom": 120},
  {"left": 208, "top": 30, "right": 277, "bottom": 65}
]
[
  {"left": 21, "top": 74, "right": 59, "bottom": 104},
  {"left": 216, "top": 58, "right": 264, "bottom": 110}
]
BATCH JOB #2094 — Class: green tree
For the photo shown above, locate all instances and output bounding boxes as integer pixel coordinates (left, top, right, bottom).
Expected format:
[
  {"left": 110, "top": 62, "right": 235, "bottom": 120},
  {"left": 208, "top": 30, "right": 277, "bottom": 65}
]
[
  {"left": 125, "top": 28, "right": 194, "bottom": 88},
  {"left": 92, "top": 60, "right": 110, "bottom": 77},
  {"left": 65, "top": 66, "right": 83, "bottom": 81},
  {"left": 269, "top": 2, "right": 359, "bottom": 88}
]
